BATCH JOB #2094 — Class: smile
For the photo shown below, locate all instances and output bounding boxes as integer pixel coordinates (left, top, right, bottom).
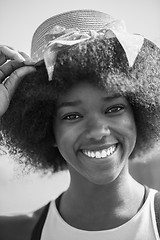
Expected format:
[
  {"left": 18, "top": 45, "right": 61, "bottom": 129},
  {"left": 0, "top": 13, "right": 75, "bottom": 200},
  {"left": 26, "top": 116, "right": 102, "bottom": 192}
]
[{"left": 82, "top": 144, "right": 117, "bottom": 159}]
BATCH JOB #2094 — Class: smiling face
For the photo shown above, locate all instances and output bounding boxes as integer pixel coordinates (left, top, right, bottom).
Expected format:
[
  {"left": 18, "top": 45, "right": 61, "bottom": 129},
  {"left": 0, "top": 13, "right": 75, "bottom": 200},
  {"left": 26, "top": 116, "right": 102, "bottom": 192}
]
[{"left": 54, "top": 82, "right": 137, "bottom": 185}]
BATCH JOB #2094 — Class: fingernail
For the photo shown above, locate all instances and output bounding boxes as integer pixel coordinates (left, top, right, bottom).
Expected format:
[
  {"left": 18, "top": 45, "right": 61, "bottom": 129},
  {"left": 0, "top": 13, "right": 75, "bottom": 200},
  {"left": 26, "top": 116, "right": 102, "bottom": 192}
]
[{"left": 18, "top": 56, "right": 26, "bottom": 62}]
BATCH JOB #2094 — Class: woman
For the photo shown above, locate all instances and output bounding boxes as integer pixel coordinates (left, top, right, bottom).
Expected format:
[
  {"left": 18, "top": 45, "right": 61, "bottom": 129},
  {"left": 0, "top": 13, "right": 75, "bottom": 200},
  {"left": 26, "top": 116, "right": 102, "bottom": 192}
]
[{"left": 0, "top": 9, "right": 160, "bottom": 240}]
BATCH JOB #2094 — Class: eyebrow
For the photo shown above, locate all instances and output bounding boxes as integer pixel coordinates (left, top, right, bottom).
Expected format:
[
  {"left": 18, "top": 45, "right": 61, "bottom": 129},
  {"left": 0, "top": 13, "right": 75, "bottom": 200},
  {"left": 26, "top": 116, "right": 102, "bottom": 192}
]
[
  {"left": 57, "top": 94, "right": 122, "bottom": 110},
  {"left": 57, "top": 100, "right": 82, "bottom": 109},
  {"left": 102, "top": 95, "right": 121, "bottom": 101}
]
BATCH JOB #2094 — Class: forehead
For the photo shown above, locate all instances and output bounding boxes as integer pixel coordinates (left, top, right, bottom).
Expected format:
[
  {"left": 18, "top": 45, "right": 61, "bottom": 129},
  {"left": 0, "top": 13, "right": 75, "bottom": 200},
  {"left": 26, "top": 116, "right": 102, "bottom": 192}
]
[{"left": 56, "top": 81, "right": 126, "bottom": 106}]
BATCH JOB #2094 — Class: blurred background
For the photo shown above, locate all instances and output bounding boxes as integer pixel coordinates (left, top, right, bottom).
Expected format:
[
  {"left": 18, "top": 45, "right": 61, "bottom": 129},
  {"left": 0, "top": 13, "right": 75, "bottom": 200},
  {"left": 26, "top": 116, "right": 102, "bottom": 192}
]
[{"left": 0, "top": 0, "right": 160, "bottom": 215}]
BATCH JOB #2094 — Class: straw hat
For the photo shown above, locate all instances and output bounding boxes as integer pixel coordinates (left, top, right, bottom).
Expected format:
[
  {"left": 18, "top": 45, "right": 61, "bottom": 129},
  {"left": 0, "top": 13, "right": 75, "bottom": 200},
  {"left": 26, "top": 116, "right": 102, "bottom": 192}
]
[{"left": 31, "top": 9, "right": 115, "bottom": 62}]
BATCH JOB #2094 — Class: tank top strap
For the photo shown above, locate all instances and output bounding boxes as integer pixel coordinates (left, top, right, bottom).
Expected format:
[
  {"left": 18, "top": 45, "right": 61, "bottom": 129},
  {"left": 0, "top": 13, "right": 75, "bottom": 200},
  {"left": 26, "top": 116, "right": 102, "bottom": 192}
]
[
  {"left": 31, "top": 202, "right": 50, "bottom": 240},
  {"left": 31, "top": 192, "right": 63, "bottom": 240}
]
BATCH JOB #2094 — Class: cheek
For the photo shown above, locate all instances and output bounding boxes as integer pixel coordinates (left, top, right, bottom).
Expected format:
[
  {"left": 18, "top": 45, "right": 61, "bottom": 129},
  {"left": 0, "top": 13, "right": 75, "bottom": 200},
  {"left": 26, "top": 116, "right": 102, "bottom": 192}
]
[
  {"left": 54, "top": 123, "right": 77, "bottom": 158},
  {"left": 122, "top": 115, "right": 137, "bottom": 146},
  {"left": 54, "top": 124, "right": 67, "bottom": 148}
]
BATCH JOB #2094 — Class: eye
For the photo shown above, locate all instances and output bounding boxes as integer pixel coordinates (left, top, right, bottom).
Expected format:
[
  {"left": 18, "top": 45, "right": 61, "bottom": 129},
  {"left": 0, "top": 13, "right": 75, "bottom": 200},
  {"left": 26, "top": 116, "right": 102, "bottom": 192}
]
[
  {"left": 106, "top": 105, "right": 125, "bottom": 114},
  {"left": 62, "top": 113, "right": 83, "bottom": 121}
]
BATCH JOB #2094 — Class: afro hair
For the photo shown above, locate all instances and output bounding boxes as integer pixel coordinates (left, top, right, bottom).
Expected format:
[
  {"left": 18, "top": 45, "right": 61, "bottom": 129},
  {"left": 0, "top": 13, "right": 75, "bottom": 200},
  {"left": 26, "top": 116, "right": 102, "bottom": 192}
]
[{"left": 1, "top": 36, "right": 160, "bottom": 172}]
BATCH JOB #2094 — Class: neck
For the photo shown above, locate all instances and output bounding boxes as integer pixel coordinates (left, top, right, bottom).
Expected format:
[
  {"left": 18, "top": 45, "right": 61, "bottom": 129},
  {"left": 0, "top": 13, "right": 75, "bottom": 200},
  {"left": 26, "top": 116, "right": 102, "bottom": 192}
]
[{"left": 57, "top": 169, "right": 145, "bottom": 230}]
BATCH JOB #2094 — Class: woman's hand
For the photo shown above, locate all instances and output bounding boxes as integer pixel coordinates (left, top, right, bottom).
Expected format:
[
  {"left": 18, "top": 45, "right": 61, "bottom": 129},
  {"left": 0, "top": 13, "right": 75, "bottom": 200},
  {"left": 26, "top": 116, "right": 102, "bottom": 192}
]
[{"left": 0, "top": 46, "right": 36, "bottom": 117}]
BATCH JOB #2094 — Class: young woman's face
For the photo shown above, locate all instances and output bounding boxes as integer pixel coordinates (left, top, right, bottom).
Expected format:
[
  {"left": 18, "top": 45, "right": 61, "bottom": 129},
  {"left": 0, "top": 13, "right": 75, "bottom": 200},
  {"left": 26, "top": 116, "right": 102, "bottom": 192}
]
[{"left": 54, "top": 82, "right": 137, "bottom": 185}]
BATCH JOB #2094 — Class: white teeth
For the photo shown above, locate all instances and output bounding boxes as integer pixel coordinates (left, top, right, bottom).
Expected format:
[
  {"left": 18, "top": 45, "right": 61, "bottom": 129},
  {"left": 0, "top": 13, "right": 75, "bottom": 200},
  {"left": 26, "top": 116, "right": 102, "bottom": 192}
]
[
  {"left": 101, "top": 150, "right": 106, "bottom": 158},
  {"left": 96, "top": 152, "right": 101, "bottom": 158},
  {"left": 82, "top": 145, "right": 117, "bottom": 159},
  {"left": 91, "top": 152, "right": 95, "bottom": 158}
]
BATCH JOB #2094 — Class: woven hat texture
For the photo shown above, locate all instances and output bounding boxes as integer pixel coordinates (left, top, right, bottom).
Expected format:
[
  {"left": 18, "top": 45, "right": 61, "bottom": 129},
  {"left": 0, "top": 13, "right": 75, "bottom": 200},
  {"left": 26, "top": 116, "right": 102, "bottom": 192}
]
[{"left": 31, "top": 9, "right": 115, "bottom": 61}]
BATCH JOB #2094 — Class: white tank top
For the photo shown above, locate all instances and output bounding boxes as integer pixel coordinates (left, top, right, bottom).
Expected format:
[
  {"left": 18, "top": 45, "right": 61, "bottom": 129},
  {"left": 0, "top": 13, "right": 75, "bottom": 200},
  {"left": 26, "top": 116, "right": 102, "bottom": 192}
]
[{"left": 41, "top": 188, "right": 159, "bottom": 240}]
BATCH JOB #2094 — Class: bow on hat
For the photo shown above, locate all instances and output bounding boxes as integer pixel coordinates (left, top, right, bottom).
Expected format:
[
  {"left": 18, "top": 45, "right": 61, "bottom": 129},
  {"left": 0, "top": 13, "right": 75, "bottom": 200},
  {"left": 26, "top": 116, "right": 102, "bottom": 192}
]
[{"left": 43, "top": 19, "right": 144, "bottom": 81}]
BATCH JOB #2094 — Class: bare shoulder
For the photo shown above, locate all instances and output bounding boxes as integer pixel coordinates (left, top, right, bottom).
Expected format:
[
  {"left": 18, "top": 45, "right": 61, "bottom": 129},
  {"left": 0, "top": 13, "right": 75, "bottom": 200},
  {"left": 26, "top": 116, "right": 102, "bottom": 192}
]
[{"left": 0, "top": 204, "right": 48, "bottom": 240}]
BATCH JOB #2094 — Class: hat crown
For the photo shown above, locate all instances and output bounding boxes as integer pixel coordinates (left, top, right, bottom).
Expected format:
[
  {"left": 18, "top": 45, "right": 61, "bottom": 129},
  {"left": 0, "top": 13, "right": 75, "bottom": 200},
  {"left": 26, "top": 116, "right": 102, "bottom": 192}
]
[{"left": 31, "top": 9, "right": 115, "bottom": 61}]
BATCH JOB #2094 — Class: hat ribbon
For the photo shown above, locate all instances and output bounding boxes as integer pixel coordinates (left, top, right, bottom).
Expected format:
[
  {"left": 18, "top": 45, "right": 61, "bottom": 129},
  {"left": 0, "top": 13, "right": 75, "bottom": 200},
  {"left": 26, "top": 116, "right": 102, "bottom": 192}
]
[{"left": 43, "top": 20, "right": 144, "bottom": 81}]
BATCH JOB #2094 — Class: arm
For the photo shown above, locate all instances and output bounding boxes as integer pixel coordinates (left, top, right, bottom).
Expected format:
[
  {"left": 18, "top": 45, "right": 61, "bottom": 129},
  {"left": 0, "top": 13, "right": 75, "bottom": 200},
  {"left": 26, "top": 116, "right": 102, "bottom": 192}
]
[{"left": 0, "top": 47, "right": 38, "bottom": 240}]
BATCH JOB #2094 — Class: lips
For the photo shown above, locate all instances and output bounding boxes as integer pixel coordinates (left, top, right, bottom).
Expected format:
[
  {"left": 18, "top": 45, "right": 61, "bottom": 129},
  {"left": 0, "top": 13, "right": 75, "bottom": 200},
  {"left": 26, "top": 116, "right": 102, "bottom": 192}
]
[{"left": 81, "top": 144, "right": 118, "bottom": 159}]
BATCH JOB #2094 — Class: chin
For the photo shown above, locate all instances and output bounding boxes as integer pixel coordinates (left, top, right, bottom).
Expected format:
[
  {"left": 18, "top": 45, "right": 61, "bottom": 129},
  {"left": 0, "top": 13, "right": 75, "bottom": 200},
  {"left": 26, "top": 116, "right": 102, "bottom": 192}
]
[{"left": 85, "top": 171, "right": 121, "bottom": 186}]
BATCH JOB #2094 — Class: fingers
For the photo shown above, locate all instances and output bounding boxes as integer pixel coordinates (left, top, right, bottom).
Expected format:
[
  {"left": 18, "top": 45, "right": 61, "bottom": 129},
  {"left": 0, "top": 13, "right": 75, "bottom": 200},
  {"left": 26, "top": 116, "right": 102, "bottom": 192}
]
[
  {"left": 0, "top": 60, "right": 25, "bottom": 83},
  {"left": 18, "top": 51, "right": 36, "bottom": 65},
  {"left": 0, "top": 45, "right": 36, "bottom": 88},
  {"left": 4, "top": 65, "right": 36, "bottom": 99},
  {"left": 0, "top": 46, "right": 25, "bottom": 65},
  {"left": 0, "top": 46, "right": 37, "bottom": 117}
]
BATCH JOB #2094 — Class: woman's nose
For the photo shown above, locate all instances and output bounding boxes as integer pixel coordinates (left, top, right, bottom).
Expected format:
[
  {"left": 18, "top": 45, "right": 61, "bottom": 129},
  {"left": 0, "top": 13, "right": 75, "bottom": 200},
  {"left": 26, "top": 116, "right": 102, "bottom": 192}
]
[{"left": 85, "top": 116, "right": 111, "bottom": 141}]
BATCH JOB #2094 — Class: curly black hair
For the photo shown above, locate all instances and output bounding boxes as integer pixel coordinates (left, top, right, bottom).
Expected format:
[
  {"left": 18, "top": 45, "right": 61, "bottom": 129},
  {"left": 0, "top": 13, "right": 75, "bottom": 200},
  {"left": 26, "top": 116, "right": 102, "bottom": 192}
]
[{"left": 1, "top": 36, "right": 160, "bottom": 172}]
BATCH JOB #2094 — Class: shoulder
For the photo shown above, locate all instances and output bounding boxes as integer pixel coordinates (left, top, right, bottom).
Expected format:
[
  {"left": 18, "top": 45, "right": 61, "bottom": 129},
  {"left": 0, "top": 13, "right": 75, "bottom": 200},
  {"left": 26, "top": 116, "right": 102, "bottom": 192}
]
[{"left": 0, "top": 204, "right": 48, "bottom": 240}]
